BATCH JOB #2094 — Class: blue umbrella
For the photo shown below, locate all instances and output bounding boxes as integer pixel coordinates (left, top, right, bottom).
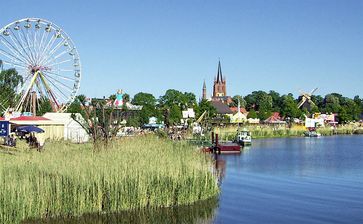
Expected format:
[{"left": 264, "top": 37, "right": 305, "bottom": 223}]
[{"left": 16, "top": 126, "right": 45, "bottom": 133}]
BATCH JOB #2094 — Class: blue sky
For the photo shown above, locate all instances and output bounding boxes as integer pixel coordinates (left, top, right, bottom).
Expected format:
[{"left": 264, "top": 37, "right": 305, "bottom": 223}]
[{"left": 1, "top": 0, "right": 362, "bottom": 99}]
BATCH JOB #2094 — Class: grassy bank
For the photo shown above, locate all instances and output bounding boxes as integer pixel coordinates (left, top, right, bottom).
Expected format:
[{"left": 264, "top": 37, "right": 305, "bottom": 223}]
[
  {"left": 212, "top": 124, "right": 363, "bottom": 140},
  {"left": 0, "top": 136, "right": 219, "bottom": 223}
]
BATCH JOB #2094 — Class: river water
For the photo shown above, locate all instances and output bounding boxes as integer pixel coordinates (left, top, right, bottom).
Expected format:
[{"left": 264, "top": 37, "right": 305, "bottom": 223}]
[
  {"left": 27, "top": 135, "right": 363, "bottom": 224},
  {"left": 213, "top": 135, "right": 363, "bottom": 224}
]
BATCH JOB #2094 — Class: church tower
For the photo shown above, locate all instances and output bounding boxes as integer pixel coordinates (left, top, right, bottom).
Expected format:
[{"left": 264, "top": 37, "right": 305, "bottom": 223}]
[
  {"left": 202, "top": 80, "right": 207, "bottom": 100},
  {"left": 213, "top": 60, "right": 227, "bottom": 97}
]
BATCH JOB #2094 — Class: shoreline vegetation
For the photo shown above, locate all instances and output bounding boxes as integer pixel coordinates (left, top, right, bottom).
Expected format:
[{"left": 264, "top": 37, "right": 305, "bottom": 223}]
[
  {"left": 0, "top": 136, "right": 219, "bottom": 223},
  {"left": 212, "top": 124, "right": 363, "bottom": 140}
]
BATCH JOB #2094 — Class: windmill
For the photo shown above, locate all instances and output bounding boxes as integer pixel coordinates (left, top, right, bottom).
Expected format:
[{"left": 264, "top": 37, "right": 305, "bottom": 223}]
[{"left": 297, "top": 88, "right": 318, "bottom": 110}]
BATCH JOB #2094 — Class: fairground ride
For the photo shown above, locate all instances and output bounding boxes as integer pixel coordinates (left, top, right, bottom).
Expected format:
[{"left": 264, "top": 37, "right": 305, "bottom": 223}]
[{"left": 0, "top": 18, "right": 81, "bottom": 114}]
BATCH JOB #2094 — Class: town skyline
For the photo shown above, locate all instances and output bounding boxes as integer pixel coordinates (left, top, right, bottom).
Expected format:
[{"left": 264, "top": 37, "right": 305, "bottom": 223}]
[{"left": 1, "top": 0, "right": 362, "bottom": 99}]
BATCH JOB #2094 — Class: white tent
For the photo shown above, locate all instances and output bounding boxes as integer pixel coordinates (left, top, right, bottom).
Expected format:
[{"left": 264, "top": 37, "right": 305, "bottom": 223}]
[{"left": 43, "top": 113, "right": 89, "bottom": 143}]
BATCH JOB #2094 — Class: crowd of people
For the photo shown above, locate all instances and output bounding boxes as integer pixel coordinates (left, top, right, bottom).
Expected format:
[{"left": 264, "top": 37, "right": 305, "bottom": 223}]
[
  {"left": 4, "top": 134, "right": 16, "bottom": 147},
  {"left": 2, "top": 132, "right": 45, "bottom": 150}
]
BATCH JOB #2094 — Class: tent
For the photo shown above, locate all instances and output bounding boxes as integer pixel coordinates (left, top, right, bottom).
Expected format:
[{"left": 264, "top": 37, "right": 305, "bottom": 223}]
[
  {"left": 43, "top": 113, "right": 89, "bottom": 143},
  {"left": 10, "top": 116, "right": 64, "bottom": 140}
]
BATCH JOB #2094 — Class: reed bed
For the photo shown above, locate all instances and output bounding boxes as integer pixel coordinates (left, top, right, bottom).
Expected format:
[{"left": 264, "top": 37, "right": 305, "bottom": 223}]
[{"left": 0, "top": 136, "right": 219, "bottom": 223}]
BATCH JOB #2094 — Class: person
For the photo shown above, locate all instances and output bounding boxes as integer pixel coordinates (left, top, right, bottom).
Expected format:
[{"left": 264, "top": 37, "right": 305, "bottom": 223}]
[
  {"left": 10, "top": 134, "right": 16, "bottom": 147},
  {"left": 4, "top": 135, "right": 10, "bottom": 146},
  {"left": 35, "top": 133, "right": 45, "bottom": 151}
]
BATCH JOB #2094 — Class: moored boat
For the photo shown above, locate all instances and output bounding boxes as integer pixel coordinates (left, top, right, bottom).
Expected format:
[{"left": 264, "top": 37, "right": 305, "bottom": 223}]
[
  {"left": 304, "top": 131, "right": 321, "bottom": 137},
  {"left": 235, "top": 129, "right": 252, "bottom": 145},
  {"left": 207, "top": 132, "right": 241, "bottom": 154}
]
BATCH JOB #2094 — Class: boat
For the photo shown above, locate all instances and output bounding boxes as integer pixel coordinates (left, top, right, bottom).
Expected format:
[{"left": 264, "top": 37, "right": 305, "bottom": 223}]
[
  {"left": 207, "top": 132, "right": 241, "bottom": 154},
  {"left": 304, "top": 127, "right": 321, "bottom": 137},
  {"left": 235, "top": 129, "right": 252, "bottom": 145},
  {"left": 304, "top": 131, "right": 321, "bottom": 137}
]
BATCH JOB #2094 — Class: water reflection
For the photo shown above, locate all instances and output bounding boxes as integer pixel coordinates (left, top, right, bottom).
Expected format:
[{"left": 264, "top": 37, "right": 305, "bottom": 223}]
[
  {"left": 214, "top": 155, "right": 226, "bottom": 184},
  {"left": 23, "top": 197, "right": 218, "bottom": 224}
]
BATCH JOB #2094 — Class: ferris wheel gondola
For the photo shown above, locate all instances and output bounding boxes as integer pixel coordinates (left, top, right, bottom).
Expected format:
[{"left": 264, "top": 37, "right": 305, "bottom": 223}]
[{"left": 0, "top": 18, "right": 81, "bottom": 113}]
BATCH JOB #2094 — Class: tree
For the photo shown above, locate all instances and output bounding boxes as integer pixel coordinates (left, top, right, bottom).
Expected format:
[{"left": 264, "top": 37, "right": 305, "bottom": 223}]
[
  {"left": 268, "top": 90, "right": 282, "bottom": 112},
  {"left": 67, "top": 95, "right": 86, "bottom": 118},
  {"left": 132, "top": 92, "right": 157, "bottom": 107},
  {"left": 280, "top": 94, "right": 301, "bottom": 118},
  {"left": 353, "top": 95, "right": 362, "bottom": 110},
  {"left": 324, "top": 93, "right": 342, "bottom": 113},
  {"left": 244, "top": 93, "right": 257, "bottom": 110},
  {"left": 247, "top": 109, "right": 258, "bottom": 119},
  {"left": 36, "top": 98, "right": 53, "bottom": 116},
  {"left": 231, "top": 95, "right": 246, "bottom": 108},
  {"left": 198, "top": 99, "right": 217, "bottom": 118},
  {"left": 182, "top": 92, "right": 197, "bottom": 109},
  {"left": 159, "top": 89, "right": 184, "bottom": 108},
  {"left": 0, "top": 68, "right": 23, "bottom": 111},
  {"left": 257, "top": 93, "right": 273, "bottom": 120},
  {"left": 132, "top": 92, "right": 159, "bottom": 125},
  {"left": 123, "top": 93, "right": 130, "bottom": 103},
  {"left": 311, "top": 95, "right": 324, "bottom": 112},
  {"left": 338, "top": 107, "right": 349, "bottom": 124},
  {"left": 343, "top": 99, "right": 361, "bottom": 121},
  {"left": 71, "top": 95, "right": 123, "bottom": 148},
  {"left": 169, "top": 104, "right": 182, "bottom": 125}
]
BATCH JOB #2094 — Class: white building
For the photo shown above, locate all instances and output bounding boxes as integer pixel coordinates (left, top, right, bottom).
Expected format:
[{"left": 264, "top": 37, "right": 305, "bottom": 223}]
[{"left": 43, "top": 113, "right": 89, "bottom": 143}]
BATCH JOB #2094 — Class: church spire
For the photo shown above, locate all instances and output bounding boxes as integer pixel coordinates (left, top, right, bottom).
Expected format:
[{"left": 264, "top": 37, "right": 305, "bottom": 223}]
[{"left": 216, "top": 60, "right": 223, "bottom": 83}]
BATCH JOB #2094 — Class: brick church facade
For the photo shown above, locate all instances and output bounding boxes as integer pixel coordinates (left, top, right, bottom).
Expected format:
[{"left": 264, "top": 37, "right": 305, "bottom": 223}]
[{"left": 202, "top": 61, "right": 232, "bottom": 105}]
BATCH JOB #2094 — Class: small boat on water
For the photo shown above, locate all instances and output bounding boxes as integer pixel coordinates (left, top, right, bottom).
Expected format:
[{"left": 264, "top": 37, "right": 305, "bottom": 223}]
[
  {"left": 206, "top": 132, "right": 241, "bottom": 154},
  {"left": 235, "top": 129, "right": 252, "bottom": 145},
  {"left": 304, "top": 127, "right": 321, "bottom": 137},
  {"left": 304, "top": 131, "right": 321, "bottom": 137}
]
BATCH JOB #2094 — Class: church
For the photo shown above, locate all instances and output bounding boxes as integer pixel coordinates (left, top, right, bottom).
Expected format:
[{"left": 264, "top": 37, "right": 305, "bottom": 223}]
[{"left": 202, "top": 60, "right": 232, "bottom": 105}]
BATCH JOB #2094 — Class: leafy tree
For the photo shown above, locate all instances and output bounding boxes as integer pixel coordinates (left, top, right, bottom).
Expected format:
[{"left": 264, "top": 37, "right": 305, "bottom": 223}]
[
  {"left": 132, "top": 92, "right": 159, "bottom": 125},
  {"left": 324, "top": 93, "right": 342, "bottom": 113},
  {"left": 123, "top": 93, "right": 130, "bottom": 103},
  {"left": 182, "top": 92, "right": 197, "bottom": 109},
  {"left": 247, "top": 109, "right": 258, "bottom": 119},
  {"left": 169, "top": 104, "right": 182, "bottom": 125},
  {"left": 158, "top": 89, "right": 198, "bottom": 125},
  {"left": 343, "top": 99, "right": 361, "bottom": 121},
  {"left": 280, "top": 94, "right": 301, "bottom": 118},
  {"left": 0, "top": 68, "right": 23, "bottom": 111},
  {"left": 311, "top": 95, "right": 324, "bottom": 112},
  {"left": 36, "top": 98, "right": 53, "bottom": 116},
  {"left": 338, "top": 107, "right": 349, "bottom": 124},
  {"left": 132, "top": 92, "right": 157, "bottom": 107},
  {"left": 268, "top": 90, "right": 282, "bottom": 112},
  {"left": 257, "top": 94, "right": 273, "bottom": 120},
  {"left": 231, "top": 95, "right": 246, "bottom": 108},
  {"left": 198, "top": 99, "right": 217, "bottom": 118},
  {"left": 71, "top": 96, "right": 122, "bottom": 148},
  {"left": 244, "top": 93, "right": 257, "bottom": 110},
  {"left": 159, "top": 89, "right": 184, "bottom": 108},
  {"left": 67, "top": 95, "right": 86, "bottom": 118}
]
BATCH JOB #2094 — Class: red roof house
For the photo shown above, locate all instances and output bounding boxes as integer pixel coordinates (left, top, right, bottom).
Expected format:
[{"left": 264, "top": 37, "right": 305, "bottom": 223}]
[
  {"left": 229, "top": 107, "right": 248, "bottom": 114},
  {"left": 264, "top": 112, "right": 286, "bottom": 124}
]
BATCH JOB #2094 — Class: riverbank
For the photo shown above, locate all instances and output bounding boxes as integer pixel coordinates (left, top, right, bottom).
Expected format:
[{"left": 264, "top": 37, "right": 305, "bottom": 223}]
[
  {"left": 0, "top": 136, "right": 219, "bottom": 223},
  {"left": 213, "top": 124, "right": 363, "bottom": 140}
]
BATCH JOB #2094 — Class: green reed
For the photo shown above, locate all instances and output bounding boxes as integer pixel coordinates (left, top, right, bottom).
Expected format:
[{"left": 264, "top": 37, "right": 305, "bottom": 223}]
[
  {"left": 0, "top": 136, "right": 219, "bottom": 223},
  {"left": 213, "top": 124, "right": 363, "bottom": 140}
]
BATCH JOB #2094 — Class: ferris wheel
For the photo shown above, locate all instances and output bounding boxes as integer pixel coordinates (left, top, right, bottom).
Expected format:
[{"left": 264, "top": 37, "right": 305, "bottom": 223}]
[{"left": 0, "top": 18, "right": 81, "bottom": 113}]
